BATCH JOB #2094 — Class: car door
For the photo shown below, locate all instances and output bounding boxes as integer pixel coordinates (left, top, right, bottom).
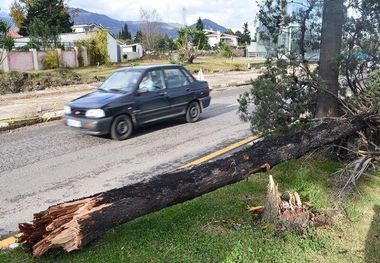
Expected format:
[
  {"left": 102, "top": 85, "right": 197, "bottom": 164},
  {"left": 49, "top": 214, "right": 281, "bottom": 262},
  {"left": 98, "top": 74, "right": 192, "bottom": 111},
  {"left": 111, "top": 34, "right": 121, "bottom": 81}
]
[
  {"left": 134, "top": 69, "right": 170, "bottom": 124},
  {"left": 164, "top": 68, "right": 195, "bottom": 115}
]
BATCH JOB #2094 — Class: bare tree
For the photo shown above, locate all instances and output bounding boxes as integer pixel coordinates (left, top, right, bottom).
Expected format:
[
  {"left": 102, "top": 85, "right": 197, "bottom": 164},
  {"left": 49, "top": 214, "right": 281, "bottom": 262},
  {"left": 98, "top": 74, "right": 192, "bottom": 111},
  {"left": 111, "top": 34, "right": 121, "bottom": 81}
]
[{"left": 139, "top": 8, "right": 163, "bottom": 52}]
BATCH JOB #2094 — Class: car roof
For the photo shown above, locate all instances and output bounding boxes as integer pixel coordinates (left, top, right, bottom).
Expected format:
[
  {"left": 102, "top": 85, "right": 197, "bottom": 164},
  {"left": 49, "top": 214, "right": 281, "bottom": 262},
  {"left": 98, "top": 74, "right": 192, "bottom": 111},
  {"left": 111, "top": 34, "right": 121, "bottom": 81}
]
[{"left": 115, "top": 64, "right": 184, "bottom": 72}]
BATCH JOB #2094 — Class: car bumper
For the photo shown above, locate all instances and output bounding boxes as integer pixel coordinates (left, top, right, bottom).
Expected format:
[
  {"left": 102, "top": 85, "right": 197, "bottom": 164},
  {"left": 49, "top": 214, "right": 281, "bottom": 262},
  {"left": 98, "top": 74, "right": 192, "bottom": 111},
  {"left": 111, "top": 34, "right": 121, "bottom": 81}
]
[
  {"left": 64, "top": 115, "right": 113, "bottom": 135},
  {"left": 200, "top": 96, "right": 211, "bottom": 110}
]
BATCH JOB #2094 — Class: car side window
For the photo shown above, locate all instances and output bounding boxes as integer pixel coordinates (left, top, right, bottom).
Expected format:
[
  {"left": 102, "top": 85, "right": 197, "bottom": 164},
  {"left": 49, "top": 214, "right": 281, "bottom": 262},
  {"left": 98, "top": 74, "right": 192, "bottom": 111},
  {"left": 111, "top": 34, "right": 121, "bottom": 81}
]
[
  {"left": 164, "top": 69, "right": 190, "bottom": 89},
  {"left": 181, "top": 69, "right": 195, "bottom": 83},
  {"left": 138, "top": 70, "right": 165, "bottom": 93}
]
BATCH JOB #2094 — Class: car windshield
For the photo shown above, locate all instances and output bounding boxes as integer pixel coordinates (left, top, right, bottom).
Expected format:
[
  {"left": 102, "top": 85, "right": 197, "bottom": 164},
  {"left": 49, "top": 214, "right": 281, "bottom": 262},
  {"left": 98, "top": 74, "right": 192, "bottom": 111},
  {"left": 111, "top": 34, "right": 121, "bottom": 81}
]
[{"left": 98, "top": 70, "right": 142, "bottom": 92}]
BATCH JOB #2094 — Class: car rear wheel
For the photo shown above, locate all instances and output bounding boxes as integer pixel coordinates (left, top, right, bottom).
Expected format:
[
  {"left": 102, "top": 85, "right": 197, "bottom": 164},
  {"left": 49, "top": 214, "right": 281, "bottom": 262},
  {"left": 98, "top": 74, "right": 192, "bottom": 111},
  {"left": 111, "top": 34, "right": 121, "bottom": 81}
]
[
  {"left": 110, "top": 115, "right": 133, "bottom": 140},
  {"left": 186, "top": 101, "right": 201, "bottom": 123}
]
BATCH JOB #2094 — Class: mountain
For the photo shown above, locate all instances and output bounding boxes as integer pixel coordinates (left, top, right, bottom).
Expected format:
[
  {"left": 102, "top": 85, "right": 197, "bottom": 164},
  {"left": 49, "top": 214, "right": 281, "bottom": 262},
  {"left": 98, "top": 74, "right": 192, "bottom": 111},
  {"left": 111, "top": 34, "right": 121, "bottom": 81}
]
[
  {"left": 69, "top": 8, "right": 183, "bottom": 38},
  {"left": 69, "top": 8, "right": 228, "bottom": 38},
  {"left": 191, "top": 19, "right": 227, "bottom": 32},
  {"left": 1, "top": 8, "right": 228, "bottom": 38}
]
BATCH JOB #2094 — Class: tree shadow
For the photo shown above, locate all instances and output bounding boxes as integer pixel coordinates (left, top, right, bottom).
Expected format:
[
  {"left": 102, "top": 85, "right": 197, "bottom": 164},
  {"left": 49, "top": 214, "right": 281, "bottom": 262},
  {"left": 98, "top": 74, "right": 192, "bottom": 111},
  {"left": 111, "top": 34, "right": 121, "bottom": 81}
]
[{"left": 365, "top": 204, "right": 380, "bottom": 263}]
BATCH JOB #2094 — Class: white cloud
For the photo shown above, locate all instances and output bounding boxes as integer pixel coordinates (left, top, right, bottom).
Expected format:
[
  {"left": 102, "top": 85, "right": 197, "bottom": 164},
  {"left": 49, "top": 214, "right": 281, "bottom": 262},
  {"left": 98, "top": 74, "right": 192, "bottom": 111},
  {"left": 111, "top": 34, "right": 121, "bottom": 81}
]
[{"left": 0, "top": 0, "right": 259, "bottom": 30}]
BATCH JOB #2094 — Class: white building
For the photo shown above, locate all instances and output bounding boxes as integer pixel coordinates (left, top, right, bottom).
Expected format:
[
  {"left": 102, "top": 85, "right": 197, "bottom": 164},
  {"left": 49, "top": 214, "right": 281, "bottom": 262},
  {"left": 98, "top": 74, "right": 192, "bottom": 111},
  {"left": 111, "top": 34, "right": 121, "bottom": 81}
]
[
  {"left": 120, "top": 43, "right": 143, "bottom": 61},
  {"left": 204, "top": 29, "right": 239, "bottom": 47},
  {"left": 14, "top": 24, "right": 119, "bottom": 63}
]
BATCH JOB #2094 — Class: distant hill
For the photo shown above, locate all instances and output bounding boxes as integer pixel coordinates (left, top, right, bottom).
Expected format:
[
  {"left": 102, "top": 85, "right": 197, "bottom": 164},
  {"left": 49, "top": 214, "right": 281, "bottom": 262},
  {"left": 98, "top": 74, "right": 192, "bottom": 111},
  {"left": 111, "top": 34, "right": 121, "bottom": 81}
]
[
  {"left": 1, "top": 8, "right": 228, "bottom": 38},
  {"left": 191, "top": 19, "right": 227, "bottom": 32},
  {"left": 68, "top": 8, "right": 183, "bottom": 38}
]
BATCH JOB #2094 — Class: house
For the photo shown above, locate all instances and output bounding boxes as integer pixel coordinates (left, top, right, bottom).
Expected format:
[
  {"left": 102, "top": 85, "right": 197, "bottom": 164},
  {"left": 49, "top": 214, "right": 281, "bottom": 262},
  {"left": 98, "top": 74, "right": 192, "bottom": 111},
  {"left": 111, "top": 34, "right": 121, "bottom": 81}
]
[
  {"left": 120, "top": 43, "right": 143, "bottom": 61},
  {"left": 204, "top": 29, "right": 239, "bottom": 47},
  {"left": 13, "top": 24, "right": 119, "bottom": 63},
  {"left": 7, "top": 30, "right": 23, "bottom": 39},
  {"left": 71, "top": 24, "right": 104, "bottom": 33}
]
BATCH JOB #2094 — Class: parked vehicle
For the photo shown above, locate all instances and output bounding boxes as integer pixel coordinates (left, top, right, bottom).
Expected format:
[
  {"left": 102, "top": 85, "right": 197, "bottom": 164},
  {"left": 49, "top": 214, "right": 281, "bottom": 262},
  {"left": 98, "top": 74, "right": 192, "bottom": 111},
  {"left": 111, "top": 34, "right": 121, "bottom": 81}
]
[{"left": 64, "top": 65, "right": 211, "bottom": 140}]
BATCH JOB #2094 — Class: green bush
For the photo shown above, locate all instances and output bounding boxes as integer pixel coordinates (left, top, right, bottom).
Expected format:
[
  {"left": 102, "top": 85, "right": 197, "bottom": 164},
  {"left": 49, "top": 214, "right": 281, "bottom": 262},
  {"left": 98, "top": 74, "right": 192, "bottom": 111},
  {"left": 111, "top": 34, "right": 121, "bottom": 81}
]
[
  {"left": 43, "top": 50, "right": 60, "bottom": 69},
  {"left": 218, "top": 41, "right": 233, "bottom": 58},
  {"left": 78, "top": 30, "right": 110, "bottom": 66}
]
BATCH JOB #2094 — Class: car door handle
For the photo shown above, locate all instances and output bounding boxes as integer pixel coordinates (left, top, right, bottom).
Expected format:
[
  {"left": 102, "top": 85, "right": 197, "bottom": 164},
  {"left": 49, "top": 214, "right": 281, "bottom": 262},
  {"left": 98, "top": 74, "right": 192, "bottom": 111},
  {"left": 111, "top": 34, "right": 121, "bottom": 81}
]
[
  {"left": 158, "top": 92, "right": 167, "bottom": 96},
  {"left": 186, "top": 88, "right": 190, "bottom": 91}
]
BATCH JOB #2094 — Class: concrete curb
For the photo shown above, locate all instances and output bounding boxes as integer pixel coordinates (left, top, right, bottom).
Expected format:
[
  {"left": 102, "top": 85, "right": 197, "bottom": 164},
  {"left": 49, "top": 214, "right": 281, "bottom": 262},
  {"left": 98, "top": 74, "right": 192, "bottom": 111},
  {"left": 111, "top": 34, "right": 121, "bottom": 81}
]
[
  {"left": 0, "top": 110, "right": 64, "bottom": 133},
  {"left": 211, "top": 80, "right": 252, "bottom": 89}
]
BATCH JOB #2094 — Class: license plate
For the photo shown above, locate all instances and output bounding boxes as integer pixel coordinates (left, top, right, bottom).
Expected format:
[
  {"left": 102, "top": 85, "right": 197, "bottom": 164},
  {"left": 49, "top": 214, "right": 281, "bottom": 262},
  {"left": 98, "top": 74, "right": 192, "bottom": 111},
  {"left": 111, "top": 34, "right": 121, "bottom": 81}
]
[{"left": 67, "top": 119, "right": 81, "bottom": 128}]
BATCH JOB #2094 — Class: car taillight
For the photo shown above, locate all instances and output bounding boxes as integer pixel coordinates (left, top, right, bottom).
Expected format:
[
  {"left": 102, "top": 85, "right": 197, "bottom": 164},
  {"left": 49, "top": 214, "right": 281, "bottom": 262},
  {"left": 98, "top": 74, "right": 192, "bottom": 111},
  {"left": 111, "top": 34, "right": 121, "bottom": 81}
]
[{"left": 208, "top": 87, "right": 213, "bottom": 93}]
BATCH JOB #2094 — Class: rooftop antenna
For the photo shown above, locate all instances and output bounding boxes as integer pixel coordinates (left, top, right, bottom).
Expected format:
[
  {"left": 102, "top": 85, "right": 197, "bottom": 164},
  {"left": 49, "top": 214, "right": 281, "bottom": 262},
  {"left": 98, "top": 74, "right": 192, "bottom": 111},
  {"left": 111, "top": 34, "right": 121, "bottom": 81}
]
[{"left": 182, "top": 7, "right": 187, "bottom": 26}]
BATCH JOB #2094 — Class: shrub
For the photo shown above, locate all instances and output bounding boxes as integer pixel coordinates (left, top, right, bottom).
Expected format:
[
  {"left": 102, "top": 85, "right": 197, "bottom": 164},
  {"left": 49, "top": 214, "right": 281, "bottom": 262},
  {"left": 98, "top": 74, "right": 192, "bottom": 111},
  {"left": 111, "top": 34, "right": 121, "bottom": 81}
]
[
  {"left": 43, "top": 50, "right": 60, "bottom": 69},
  {"left": 218, "top": 41, "right": 233, "bottom": 58},
  {"left": 78, "top": 30, "right": 109, "bottom": 66}
]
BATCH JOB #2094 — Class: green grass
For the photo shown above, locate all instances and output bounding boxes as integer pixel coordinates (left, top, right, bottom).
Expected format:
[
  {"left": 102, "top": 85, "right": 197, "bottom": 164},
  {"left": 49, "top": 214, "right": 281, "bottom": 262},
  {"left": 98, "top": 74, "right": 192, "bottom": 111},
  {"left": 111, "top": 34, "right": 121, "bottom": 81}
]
[
  {"left": 0, "top": 116, "right": 40, "bottom": 123},
  {"left": 1, "top": 155, "right": 380, "bottom": 263},
  {"left": 73, "top": 56, "right": 264, "bottom": 83}
]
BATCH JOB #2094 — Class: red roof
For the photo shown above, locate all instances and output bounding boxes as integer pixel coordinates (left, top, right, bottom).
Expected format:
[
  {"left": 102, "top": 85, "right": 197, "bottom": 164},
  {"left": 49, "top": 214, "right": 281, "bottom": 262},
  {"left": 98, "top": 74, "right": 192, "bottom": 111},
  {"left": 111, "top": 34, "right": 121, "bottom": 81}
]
[{"left": 7, "top": 30, "right": 23, "bottom": 39}]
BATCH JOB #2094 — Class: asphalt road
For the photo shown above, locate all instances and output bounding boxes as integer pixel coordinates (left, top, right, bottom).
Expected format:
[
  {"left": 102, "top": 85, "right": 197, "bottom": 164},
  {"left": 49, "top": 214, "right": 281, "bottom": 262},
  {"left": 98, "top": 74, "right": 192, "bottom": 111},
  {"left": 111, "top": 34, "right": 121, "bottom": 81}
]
[{"left": 0, "top": 86, "right": 251, "bottom": 236}]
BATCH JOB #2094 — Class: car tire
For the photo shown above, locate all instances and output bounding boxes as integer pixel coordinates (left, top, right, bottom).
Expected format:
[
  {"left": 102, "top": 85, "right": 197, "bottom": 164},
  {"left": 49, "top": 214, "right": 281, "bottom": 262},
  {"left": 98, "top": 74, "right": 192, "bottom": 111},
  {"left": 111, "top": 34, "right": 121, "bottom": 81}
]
[
  {"left": 110, "top": 115, "right": 133, "bottom": 140},
  {"left": 186, "top": 101, "right": 201, "bottom": 123}
]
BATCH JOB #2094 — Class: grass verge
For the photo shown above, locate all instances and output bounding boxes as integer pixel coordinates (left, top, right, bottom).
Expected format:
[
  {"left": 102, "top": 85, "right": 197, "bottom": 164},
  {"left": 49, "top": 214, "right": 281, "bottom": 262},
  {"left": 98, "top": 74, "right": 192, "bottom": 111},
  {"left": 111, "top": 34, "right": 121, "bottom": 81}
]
[{"left": 1, "top": 155, "right": 379, "bottom": 262}]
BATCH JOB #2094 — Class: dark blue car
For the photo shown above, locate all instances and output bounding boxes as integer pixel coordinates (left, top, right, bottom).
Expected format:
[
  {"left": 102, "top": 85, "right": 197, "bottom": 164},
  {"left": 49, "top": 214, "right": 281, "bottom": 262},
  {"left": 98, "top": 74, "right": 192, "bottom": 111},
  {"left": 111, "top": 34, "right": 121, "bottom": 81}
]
[{"left": 64, "top": 64, "right": 211, "bottom": 140}]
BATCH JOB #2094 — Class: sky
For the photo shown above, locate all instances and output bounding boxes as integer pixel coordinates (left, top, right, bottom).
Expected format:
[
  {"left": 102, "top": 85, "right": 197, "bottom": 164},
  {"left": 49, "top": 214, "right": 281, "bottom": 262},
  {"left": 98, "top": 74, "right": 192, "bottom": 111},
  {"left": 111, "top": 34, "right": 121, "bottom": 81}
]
[{"left": 0, "top": 0, "right": 259, "bottom": 31}]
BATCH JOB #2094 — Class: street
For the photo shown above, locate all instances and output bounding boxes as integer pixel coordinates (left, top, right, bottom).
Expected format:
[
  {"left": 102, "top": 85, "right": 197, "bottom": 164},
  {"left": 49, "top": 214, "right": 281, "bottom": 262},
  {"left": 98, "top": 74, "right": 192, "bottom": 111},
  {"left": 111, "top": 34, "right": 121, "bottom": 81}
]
[{"left": 0, "top": 86, "right": 251, "bottom": 236}]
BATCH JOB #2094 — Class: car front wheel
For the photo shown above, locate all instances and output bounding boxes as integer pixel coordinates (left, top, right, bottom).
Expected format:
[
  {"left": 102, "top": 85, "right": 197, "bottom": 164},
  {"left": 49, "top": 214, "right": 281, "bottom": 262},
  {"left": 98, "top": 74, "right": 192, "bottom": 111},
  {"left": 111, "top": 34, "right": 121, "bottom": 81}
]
[
  {"left": 110, "top": 115, "right": 133, "bottom": 140},
  {"left": 186, "top": 101, "right": 201, "bottom": 123}
]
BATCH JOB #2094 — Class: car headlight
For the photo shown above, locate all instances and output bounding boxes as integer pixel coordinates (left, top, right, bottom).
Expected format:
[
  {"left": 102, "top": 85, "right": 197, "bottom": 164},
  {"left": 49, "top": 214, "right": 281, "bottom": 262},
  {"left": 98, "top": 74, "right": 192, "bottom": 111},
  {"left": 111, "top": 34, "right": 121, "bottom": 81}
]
[
  {"left": 85, "top": 109, "right": 106, "bottom": 118},
  {"left": 64, "top": 105, "right": 71, "bottom": 114}
]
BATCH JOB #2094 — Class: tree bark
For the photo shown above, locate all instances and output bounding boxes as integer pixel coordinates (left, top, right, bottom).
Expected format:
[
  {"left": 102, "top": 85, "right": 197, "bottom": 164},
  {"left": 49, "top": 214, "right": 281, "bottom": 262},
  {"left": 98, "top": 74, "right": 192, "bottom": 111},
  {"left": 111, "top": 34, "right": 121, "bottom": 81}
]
[
  {"left": 315, "top": 0, "right": 345, "bottom": 118},
  {"left": 19, "top": 114, "right": 373, "bottom": 257}
]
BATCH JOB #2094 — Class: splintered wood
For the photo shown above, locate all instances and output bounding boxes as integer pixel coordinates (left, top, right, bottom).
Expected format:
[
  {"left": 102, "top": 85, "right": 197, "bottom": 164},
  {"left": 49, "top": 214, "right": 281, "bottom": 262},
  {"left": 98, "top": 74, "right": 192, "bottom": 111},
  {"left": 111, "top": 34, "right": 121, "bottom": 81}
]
[
  {"left": 248, "top": 175, "right": 331, "bottom": 232},
  {"left": 18, "top": 195, "right": 111, "bottom": 257}
]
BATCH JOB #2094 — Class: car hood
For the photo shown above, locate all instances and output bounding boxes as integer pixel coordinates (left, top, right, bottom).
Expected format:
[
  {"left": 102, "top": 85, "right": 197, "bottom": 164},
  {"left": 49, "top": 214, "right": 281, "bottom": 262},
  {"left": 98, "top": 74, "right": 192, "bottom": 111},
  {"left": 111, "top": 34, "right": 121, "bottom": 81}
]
[{"left": 69, "top": 90, "right": 128, "bottom": 109}]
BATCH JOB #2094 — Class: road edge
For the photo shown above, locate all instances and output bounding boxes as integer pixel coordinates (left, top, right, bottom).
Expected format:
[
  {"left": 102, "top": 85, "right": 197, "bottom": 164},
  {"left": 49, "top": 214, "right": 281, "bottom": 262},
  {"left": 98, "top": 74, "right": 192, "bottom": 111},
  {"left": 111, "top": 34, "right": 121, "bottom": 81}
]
[{"left": 0, "top": 111, "right": 64, "bottom": 133}]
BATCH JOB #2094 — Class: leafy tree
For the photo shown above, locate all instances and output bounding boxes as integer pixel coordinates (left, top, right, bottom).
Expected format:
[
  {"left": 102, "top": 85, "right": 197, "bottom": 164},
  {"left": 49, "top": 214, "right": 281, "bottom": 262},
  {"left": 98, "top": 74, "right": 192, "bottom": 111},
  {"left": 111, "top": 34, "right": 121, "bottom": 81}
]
[
  {"left": 175, "top": 27, "right": 205, "bottom": 63},
  {"left": 235, "top": 30, "right": 243, "bottom": 44},
  {"left": 118, "top": 23, "right": 132, "bottom": 41},
  {"left": 28, "top": 18, "right": 60, "bottom": 48},
  {"left": 240, "top": 22, "right": 251, "bottom": 45},
  {"left": 225, "top": 29, "right": 235, "bottom": 35},
  {"left": 9, "top": 0, "right": 25, "bottom": 30},
  {"left": 78, "top": 30, "right": 109, "bottom": 65},
  {"left": 191, "top": 18, "right": 208, "bottom": 50},
  {"left": 134, "top": 30, "right": 144, "bottom": 43},
  {"left": 195, "top": 17, "right": 203, "bottom": 31},
  {"left": 154, "top": 35, "right": 175, "bottom": 54},
  {"left": 0, "top": 19, "right": 15, "bottom": 67},
  {"left": 10, "top": 0, "right": 73, "bottom": 36},
  {"left": 239, "top": 0, "right": 380, "bottom": 134},
  {"left": 341, "top": 0, "right": 380, "bottom": 96}
]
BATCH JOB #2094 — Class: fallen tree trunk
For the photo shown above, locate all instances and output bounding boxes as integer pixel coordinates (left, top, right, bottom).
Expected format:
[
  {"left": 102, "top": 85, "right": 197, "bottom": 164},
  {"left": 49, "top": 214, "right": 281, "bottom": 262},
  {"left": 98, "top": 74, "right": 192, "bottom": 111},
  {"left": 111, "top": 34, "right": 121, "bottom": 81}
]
[{"left": 19, "top": 114, "right": 375, "bottom": 257}]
